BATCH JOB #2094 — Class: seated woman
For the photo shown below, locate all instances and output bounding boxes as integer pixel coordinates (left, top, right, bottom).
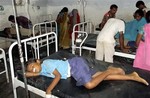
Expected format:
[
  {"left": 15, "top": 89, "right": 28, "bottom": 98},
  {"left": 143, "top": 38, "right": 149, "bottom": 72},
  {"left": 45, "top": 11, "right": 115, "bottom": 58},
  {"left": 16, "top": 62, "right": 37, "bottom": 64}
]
[
  {"left": 133, "top": 11, "right": 150, "bottom": 71},
  {"left": 124, "top": 9, "right": 147, "bottom": 48}
]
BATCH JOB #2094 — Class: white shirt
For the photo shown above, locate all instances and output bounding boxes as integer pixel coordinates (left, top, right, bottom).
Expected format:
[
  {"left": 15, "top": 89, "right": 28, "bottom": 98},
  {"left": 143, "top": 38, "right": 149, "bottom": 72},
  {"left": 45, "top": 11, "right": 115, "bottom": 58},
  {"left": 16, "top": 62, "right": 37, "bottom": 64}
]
[{"left": 97, "top": 18, "right": 125, "bottom": 43}]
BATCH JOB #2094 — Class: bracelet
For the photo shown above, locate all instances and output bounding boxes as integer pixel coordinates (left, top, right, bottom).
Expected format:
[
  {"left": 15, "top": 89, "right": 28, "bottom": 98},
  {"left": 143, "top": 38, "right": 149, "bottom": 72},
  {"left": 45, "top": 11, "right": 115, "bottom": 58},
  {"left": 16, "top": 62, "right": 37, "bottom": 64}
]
[{"left": 45, "top": 94, "right": 52, "bottom": 98}]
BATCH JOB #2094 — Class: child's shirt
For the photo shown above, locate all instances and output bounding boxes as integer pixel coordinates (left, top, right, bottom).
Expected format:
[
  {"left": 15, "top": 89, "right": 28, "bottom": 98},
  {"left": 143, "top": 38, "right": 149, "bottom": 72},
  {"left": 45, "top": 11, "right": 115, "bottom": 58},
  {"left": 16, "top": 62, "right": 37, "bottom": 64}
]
[{"left": 40, "top": 59, "right": 70, "bottom": 79}]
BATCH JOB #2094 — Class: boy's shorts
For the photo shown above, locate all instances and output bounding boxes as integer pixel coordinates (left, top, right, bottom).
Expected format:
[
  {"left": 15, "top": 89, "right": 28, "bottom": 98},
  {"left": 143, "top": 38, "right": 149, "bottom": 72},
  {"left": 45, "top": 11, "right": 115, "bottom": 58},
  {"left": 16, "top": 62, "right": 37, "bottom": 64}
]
[
  {"left": 68, "top": 56, "right": 129, "bottom": 86},
  {"left": 68, "top": 57, "right": 97, "bottom": 86}
]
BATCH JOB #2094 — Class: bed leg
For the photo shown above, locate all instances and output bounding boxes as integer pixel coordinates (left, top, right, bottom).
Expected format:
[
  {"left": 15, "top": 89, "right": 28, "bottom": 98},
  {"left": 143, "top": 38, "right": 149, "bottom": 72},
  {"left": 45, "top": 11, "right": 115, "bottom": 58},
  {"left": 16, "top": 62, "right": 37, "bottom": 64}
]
[
  {"left": 4, "top": 54, "right": 9, "bottom": 83},
  {"left": 13, "top": 88, "right": 18, "bottom": 98}
]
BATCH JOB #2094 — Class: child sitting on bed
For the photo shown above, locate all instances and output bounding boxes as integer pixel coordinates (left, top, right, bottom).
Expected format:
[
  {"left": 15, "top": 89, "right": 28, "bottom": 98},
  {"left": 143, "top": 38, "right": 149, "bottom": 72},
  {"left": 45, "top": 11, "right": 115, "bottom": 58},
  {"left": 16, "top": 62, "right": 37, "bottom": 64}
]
[{"left": 25, "top": 57, "right": 149, "bottom": 98}]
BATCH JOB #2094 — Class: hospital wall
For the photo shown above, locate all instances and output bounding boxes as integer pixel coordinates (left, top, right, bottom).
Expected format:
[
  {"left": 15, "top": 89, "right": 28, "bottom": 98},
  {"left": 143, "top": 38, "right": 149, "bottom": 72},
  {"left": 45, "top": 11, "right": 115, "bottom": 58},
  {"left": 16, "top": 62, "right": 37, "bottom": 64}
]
[{"left": 0, "top": 0, "right": 150, "bottom": 30}]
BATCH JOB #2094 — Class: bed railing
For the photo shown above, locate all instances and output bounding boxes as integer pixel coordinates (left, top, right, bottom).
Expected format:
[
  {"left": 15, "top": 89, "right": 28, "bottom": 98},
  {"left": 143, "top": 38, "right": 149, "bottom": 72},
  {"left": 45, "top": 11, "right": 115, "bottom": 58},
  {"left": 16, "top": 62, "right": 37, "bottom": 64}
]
[
  {"left": 73, "top": 21, "right": 92, "bottom": 33},
  {"left": 72, "top": 21, "right": 92, "bottom": 54},
  {"left": 8, "top": 32, "right": 58, "bottom": 98},
  {"left": 32, "top": 20, "right": 58, "bottom": 37},
  {"left": 72, "top": 21, "right": 135, "bottom": 59}
]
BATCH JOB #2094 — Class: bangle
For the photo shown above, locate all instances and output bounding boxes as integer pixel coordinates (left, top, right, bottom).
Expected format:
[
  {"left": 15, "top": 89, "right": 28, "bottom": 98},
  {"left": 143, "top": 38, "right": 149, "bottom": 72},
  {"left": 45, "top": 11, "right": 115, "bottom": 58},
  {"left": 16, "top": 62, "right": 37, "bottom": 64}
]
[{"left": 45, "top": 94, "right": 52, "bottom": 98}]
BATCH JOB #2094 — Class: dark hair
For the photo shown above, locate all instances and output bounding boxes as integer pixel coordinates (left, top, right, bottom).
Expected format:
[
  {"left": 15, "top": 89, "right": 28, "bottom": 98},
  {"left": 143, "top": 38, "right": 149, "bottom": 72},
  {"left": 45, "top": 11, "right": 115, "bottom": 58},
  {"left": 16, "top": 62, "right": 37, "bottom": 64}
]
[
  {"left": 146, "top": 11, "right": 150, "bottom": 23},
  {"left": 25, "top": 58, "right": 37, "bottom": 67},
  {"left": 61, "top": 7, "right": 68, "bottom": 12},
  {"left": 110, "top": 4, "right": 118, "bottom": 9},
  {"left": 8, "top": 15, "right": 15, "bottom": 21},
  {"left": 136, "top": 1, "right": 145, "bottom": 8},
  {"left": 134, "top": 9, "right": 144, "bottom": 17}
]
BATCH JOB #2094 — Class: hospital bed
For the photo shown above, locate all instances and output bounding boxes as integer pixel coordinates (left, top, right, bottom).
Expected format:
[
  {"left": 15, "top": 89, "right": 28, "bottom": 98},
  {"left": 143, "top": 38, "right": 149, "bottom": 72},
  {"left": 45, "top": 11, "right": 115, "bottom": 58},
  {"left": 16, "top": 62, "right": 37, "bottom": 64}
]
[
  {"left": 8, "top": 31, "right": 150, "bottom": 98},
  {"left": 71, "top": 21, "right": 136, "bottom": 59},
  {"left": 0, "top": 20, "right": 57, "bottom": 51}
]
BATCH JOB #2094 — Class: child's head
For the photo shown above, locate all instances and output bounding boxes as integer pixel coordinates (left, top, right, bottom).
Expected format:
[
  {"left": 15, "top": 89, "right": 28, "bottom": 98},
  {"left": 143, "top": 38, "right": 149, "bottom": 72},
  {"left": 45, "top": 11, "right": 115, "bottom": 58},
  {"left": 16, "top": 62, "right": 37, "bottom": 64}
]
[
  {"left": 133, "top": 9, "right": 144, "bottom": 21},
  {"left": 26, "top": 59, "right": 41, "bottom": 73},
  {"left": 136, "top": 1, "right": 145, "bottom": 9}
]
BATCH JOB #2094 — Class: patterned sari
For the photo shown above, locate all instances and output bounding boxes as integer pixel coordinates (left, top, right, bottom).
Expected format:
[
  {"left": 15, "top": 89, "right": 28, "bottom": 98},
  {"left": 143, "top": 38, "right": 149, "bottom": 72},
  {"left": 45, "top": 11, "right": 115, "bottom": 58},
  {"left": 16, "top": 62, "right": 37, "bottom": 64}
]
[{"left": 59, "top": 13, "right": 70, "bottom": 49}]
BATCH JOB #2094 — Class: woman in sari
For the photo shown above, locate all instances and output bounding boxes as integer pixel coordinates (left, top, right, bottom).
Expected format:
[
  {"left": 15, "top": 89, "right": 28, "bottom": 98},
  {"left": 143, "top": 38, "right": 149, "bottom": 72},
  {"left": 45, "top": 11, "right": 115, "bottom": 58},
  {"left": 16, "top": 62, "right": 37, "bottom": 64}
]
[
  {"left": 57, "top": 7, "right": 70, "bottom": 49},
  {"left": 69, "top": 9, "right": 80, "bottom": 40},
  {"left": 133, "top": 11, "right": 150, "bottom": 71}
]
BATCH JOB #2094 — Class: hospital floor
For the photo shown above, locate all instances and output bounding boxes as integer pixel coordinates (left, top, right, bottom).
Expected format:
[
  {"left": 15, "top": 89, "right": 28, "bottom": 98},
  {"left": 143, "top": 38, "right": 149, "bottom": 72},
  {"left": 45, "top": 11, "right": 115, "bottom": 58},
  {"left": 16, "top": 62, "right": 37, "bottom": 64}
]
[{"left": 0, "top": 49, "right": 134, "bottom": 98}]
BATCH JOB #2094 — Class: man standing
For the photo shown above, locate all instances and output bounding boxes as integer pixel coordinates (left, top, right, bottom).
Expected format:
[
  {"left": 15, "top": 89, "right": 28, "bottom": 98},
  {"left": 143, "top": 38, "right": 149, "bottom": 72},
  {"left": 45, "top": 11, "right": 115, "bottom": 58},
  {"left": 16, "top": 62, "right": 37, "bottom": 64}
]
[
  {"left": 96, "top": 18, "right": 128, "bottom": 63},
  {"left": 99, "top": 4, "right": 118, "bottom": 30}
]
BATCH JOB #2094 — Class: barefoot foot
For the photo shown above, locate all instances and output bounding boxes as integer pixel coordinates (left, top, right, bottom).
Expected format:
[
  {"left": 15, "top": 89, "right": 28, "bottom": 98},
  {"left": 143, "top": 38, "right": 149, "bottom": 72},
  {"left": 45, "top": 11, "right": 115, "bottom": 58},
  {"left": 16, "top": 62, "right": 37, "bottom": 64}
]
[{"left": 130, "top": 72, "right": 149, "bottom": 86}]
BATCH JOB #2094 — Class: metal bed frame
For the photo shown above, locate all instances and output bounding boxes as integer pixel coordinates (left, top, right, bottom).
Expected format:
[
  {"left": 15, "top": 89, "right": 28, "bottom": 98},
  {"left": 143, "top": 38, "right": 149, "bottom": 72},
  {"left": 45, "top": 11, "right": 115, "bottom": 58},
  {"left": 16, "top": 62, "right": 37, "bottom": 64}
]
[
  {"left": 0, "top": 20, "right": 57, "bottom": 51},
  {"left": 8, "top": 32, "right": 58, "bottom": 98},
  {"left": 71, "top": 21, "right": 135, "bottom": 59},
  {"left": 6, "top": 20, "right": 58, "bottom": 98}
]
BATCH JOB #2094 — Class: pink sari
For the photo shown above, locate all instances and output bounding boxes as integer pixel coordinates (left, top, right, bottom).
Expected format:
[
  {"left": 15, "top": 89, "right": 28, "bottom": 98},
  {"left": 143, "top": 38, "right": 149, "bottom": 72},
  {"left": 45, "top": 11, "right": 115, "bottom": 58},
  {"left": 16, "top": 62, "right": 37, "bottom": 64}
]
[{"left": 133, "top": 24, "right": 150, "bottom": 71}]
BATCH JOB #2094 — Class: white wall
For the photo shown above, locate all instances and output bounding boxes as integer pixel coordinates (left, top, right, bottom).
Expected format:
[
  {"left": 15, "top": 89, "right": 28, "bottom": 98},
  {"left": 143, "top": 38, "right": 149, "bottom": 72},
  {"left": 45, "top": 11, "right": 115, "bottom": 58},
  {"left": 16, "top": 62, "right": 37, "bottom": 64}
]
[
  {"left": 0, "top": 0, "right": 150, "bottom": 30},
  {"left": 0, "top": 0, "right": 48, "bottom": 30},
  {"left": 47, "top": 0, "right": 150, "bottom": 26}
]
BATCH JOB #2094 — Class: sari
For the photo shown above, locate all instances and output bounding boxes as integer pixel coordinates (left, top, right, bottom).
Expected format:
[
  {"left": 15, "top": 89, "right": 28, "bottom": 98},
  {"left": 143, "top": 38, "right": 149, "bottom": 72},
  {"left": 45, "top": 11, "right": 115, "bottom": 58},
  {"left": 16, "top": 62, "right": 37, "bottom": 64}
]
[
  {"left": 59, "top": 13, "right": 70, "bottom": 49},
  {"left": 69, "top": 9, "right": 80, "bottom": 39},
  {"left": 133, "top": 23, "right": 150, "bottom": 71}
]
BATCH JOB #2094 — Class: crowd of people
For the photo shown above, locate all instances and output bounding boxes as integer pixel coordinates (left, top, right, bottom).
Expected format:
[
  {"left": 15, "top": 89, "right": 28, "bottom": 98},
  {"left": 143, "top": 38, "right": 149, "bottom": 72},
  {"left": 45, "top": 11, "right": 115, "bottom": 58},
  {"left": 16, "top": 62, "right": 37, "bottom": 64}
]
[
  {"left": 23, "top": 1, "right": 150, "bottom": 98},
  {"left": 96, "top": 1, "right": 150, "bottom": 64}
]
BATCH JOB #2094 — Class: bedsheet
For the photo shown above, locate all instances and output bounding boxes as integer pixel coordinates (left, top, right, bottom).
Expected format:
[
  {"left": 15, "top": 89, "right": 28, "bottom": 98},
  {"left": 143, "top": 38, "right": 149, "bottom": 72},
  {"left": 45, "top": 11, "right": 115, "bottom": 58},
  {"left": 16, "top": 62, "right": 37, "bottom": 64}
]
[{"left": 16, "top": 50, "right": 150, "bottom": 98}]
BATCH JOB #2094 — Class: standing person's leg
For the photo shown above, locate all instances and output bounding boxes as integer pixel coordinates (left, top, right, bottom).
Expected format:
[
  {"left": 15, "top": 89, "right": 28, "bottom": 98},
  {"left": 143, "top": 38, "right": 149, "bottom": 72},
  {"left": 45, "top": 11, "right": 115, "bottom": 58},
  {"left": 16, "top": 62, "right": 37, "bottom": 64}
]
[
  {"left": 104, "top": 42, "right": 115, "bottom": 63},
  {"left": 96, "top": 41, "right": 104, "bottom": 61}
]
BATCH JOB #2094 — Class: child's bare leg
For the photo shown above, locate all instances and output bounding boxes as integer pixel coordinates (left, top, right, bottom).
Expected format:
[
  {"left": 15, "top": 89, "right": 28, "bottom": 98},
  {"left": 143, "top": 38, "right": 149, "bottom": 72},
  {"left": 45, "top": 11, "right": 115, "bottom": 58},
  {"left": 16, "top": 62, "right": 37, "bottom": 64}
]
[
  {"left": 85, "top": 68, "right": 148, "bottom": 90},
  {"left": 84, "top": 67, "right": 125, "bottom": 89},
  {"left": 104, "top": 72, "right": 149, "bottom": 86},
  {"left": 92, "top": 66, "right": 125, "bottom": 78},
  {"left": 108, "top": 66, "right": 125, "bottom": 75}
]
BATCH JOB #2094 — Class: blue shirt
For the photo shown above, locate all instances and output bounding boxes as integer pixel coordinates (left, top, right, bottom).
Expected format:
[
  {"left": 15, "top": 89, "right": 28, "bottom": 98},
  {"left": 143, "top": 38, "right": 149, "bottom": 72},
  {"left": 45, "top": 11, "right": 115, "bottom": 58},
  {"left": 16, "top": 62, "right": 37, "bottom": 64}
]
[
  {"left": 138, "top": 26, "right": 145, "bottom": 40},
  {"left": 124, "top": 17, "right": 147, "bottom": 41},
  {"left": 40, "top": 59, "right": 69, "bottom": 79}
]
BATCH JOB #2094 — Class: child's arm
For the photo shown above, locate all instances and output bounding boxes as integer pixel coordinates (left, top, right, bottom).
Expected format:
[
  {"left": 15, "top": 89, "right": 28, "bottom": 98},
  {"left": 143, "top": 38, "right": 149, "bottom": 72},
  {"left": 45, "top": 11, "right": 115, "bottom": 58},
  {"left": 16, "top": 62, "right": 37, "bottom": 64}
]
[
  {"left": 25, "top": 72, "right": 40, "bottom": 77},
  {"left": 46, "top": 69, "right": 61, "bottom": 94}
]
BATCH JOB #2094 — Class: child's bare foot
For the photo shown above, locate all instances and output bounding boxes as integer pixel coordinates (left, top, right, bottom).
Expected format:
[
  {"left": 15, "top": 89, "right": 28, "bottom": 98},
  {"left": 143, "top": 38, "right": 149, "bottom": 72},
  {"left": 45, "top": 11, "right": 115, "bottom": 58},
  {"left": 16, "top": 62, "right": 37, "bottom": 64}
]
[
  {"left": 108, "top": 66, "right": 125, "bottom": 75},
  {"left": 129, "top": 72, "right": 149, "bottom": 86}
]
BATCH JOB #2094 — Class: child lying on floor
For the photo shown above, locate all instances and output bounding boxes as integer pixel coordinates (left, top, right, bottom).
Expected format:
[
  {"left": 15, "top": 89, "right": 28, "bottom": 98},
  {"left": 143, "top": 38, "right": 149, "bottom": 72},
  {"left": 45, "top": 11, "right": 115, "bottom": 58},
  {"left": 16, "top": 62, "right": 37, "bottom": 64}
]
[{"left": 25, "top": 57, "right": 149, "bottom": 98}]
